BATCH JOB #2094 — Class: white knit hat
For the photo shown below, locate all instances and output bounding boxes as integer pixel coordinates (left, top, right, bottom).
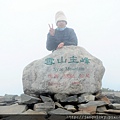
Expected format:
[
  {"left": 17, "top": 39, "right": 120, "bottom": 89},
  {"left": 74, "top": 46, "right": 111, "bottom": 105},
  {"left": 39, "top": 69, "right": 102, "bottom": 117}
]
[{"left": 55, "top": 11, "right": 67, "bottom": 24}]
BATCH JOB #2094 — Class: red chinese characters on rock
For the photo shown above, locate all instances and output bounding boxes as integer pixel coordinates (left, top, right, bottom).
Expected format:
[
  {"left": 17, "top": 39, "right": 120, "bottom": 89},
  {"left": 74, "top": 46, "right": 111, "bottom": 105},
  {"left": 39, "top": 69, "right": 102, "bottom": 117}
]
[
  {"left": 48, "top": 81, "right": 67, "bottom": 87},
  {"left": 48, "top": 74, "right": 75, "bottom": 79},
  {"left": 72, "top": 81, "right": 80, "bottom": 85},
  {"left": 63, "top": 74, "right": 75, "bottom": 78},
  {"left": 48, "top": 73, "right": 90, "bottom": 79},
  {"left": 47, "top": 81, "right": 81, "bottom": 87},
  {"left": 48, "top": 74, "right": 59, "bottom": 78},
  {"left": 79, "top": 73, "right": 90, "bottom": 78}
]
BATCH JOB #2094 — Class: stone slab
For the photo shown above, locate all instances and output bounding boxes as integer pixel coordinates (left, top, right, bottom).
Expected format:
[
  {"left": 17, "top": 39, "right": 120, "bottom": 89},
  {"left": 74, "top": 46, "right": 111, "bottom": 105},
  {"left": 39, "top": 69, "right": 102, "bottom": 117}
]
[
  {"left": 0, "top": 103, "right": 27, "bottom": 114},
  {"left": 48, "top": 108, "right": 72, "bottom": 115}
]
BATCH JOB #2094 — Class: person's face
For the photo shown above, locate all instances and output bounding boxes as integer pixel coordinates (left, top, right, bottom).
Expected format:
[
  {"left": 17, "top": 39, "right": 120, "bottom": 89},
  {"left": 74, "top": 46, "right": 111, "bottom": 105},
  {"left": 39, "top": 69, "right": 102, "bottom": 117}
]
[{"left": 57, "top": 20, "right": 67, "bottom": 28}]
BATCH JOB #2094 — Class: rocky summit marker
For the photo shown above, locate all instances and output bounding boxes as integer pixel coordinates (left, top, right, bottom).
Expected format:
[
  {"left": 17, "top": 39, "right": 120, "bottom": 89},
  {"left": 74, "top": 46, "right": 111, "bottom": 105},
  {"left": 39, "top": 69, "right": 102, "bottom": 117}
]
[{"left": 22, "top": 46, "right": 105, "bottom": 96}]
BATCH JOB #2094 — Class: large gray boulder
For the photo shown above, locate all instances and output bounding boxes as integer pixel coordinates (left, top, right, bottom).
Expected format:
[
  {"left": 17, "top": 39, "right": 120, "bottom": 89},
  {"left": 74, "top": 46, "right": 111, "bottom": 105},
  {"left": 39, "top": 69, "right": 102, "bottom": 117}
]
[{"left": 22, "top": 46, "right": 105, "bottom": 95}]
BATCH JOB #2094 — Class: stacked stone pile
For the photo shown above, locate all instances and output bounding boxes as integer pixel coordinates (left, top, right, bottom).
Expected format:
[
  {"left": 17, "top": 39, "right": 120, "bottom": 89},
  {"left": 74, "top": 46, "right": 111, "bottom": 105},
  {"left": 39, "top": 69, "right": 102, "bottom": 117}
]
[
  {"left": 103, "top": 92, "right": 120, "bottom": 104},
  {"left": 0, "top": 92, "right": 120, "bottom": 116}
]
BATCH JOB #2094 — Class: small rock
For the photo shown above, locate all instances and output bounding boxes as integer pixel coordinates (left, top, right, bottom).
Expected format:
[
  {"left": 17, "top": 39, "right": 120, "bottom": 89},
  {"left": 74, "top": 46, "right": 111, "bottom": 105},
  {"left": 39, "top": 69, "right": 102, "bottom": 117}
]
[
  {"left": 0, "top": 103, "right": 27, "bottom": 114},
  {"left": 23, "top": 109, "right": 47, "bottom": 115},
  {"left": 104, "top": 93, "right": 115, "bottom": 99},
  {"left": 54, "top": 93, "right": 68, "bottom": 102},
  {"left": 97, "top": 95, "right": 111, "bottom": 104},
  {"left": 104, "top": 93, "right": 120, "bottom": 103},
  {"left": 34, "top": 102, "right": 55, "bottom": 112},
  {"left": 107, "top": 103, "right": 116, "bottom": 109},
  {"left": 108, "top": 99, "right": 114, "bottom": 103},
  {"left": 95, "top": 91, "right": 103, "bottom": 99},
  {"left": 78, "top": 93, "right": 95, "bottom": 103},
  {"left": 15, "top": 96, "right": 21, "bottom": 102},
  {"left": 64, "top": 105, "right": 77, "bottom": 112},
  {"left": 86, "top": 101, "right": 108, "bottom": 107},
  {"left": 94, "top": 90, "right": 102, "bottom": 96},
  {"left": 113, "top": 97, "right": 120, "bottom": 104},
  {"left": 0, "top": 96, "right": 4, "bottom": 103},
  {"left": 61, "top": 95, "right": 78, "bottom": 102},
  {"left": 95, "top": 112, "right": 109, "bottom": 115},
  {"left": 55, "top": 102, "right": 64, "bottom": 108},
  {"left": 104, "top": 109, "right": 120, "bottom": 114},
  {"left": 40, "top": 95, "right": 53, "bottom": 102},
  {"left": 48, "top": 108, "right": 72, "bottom": 115},
  {"left": 77, "top": 100, "right": 107, "bottom": 114},
  {"left": 29, "top": 93, "right": 39, "bottom": 98},
  {"left": 20, "top": 94, "right": 41, "bottom": 104},
  {"left": 78, "top": 105, "right": 96, "bottom": 114},
  {"left": 0, "top": 103, "right": 6, "bottom": 106},
  {"left": 112, "top": 103, "right": 120, "bottom": 110},
  {"left": 97, "top": 106, "right": 107, "bottom": 113},
  {"left": 4, "top": 94, "right": 18, "bottom": 102},
  {"left": 74, "top": 111, "right": 90, "bottom": 114}
]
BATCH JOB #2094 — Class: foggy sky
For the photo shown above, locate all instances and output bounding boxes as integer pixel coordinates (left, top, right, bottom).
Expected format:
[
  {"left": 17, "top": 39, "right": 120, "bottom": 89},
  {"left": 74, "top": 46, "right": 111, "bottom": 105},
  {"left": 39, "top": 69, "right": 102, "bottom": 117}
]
[{"left": 0, "top": 0, "right": 120, "bottom": 95}]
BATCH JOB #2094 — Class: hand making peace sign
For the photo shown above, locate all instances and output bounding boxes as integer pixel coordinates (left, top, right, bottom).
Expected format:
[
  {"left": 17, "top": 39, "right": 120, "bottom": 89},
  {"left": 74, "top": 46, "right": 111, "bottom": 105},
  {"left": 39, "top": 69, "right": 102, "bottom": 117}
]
[{"left": 48, "top": 24, "right": 55, "bottom": 36}]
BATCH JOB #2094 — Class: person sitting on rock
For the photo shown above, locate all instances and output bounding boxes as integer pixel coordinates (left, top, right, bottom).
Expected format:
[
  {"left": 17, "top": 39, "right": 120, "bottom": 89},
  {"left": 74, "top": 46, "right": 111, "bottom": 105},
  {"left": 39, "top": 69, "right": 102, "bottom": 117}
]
[{"left": 46, "top": 11, "right": 78, "bottom": 51}]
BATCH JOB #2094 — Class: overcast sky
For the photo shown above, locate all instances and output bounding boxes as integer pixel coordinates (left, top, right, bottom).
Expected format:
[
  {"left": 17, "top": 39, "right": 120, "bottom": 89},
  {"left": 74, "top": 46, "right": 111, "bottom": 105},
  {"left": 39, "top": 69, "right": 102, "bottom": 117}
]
[{"left": 0, "top": 0, "right": 120, "bottom": 95}]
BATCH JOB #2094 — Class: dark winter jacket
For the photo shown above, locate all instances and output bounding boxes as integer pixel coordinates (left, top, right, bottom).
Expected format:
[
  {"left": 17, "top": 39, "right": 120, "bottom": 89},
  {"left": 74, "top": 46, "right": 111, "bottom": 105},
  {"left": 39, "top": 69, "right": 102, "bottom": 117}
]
[{"left": 46, "top": 27, "right": 78, "bottom": 51}]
